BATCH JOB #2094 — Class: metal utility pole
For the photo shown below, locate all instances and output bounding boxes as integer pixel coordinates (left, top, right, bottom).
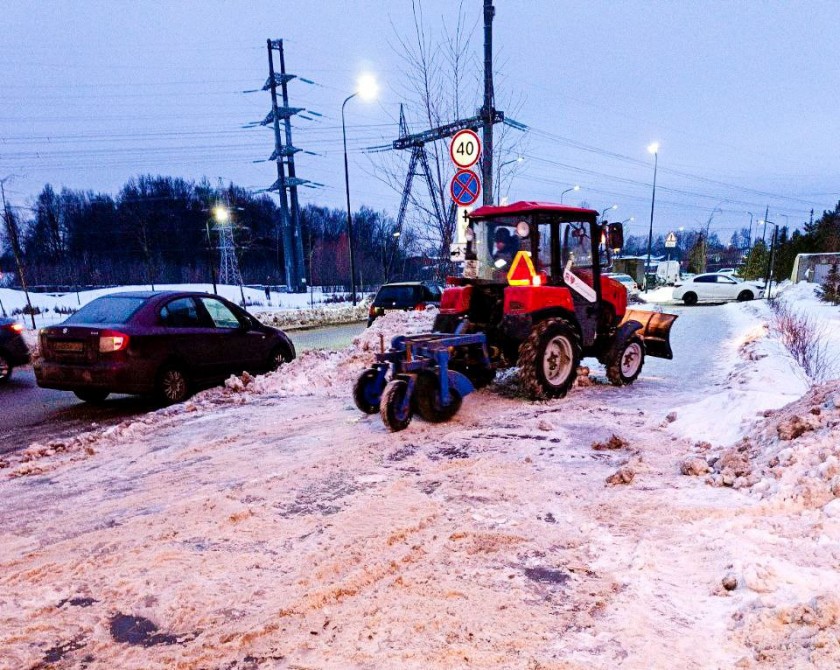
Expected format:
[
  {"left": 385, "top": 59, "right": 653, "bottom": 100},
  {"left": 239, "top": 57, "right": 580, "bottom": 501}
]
[
  {"left": 277, "top": 40, "right": 306, "bottom": 291},
  {"left": 481, "top": 0, "right": 495, "bottom": 206},
  {"left": 266, "top": 41, "right": 296, "bottom": 293}
]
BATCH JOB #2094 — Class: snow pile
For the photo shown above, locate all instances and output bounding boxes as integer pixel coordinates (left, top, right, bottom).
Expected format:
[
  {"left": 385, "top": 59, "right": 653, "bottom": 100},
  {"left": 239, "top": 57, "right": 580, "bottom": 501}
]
[
  {"left": 246, "top": 308, "right": 437, "bottom": 397},
  {"left": 668, "top": 302, "right": 809, "bottom": 446},
  {"left": 689, "top": 382, "right": 840, "bottom": 507}
]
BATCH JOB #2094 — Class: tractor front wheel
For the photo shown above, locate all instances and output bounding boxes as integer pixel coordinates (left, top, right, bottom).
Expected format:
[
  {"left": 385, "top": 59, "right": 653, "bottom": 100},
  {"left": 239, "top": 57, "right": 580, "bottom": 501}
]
[
  {"left": 518, "top": 318, "right": 582, "bottom": 400},
  {"left": 606, "top": 334, "right": 645, "bottom": 386},
  {"left": 380, "top": 379, "right": 413, "bottom": 432},
  {"left": 414, "top": 372, "right": 462, "bottom": 423}
]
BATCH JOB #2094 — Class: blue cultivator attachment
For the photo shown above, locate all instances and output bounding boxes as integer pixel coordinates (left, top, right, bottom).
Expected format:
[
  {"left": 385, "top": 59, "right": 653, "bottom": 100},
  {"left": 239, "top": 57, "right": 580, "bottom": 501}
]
[{"left": 353, "top": 332, "right": 491, "bottom": 432}]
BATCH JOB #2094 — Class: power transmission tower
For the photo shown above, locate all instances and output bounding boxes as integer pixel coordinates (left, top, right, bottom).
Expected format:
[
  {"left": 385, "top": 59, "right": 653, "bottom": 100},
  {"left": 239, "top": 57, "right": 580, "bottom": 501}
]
[
  {"left": 217, "top": 222, "right": 243, "bottom": 287},
  {"left": 370, "top": 0, "right": 522, "bottom": 244},
  {"left": 258, "top": 39, "right": 316, "bottom": 293}
]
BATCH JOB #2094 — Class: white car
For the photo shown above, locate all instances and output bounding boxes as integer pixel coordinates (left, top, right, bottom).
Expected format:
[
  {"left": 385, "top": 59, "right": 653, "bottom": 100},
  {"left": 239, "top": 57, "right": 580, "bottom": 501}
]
[
  {"left": 672, "top": 273, "right": 764, "bottom": 305},
  {"left": 603, "top": 272, "right": 640, "bottom": 295}
]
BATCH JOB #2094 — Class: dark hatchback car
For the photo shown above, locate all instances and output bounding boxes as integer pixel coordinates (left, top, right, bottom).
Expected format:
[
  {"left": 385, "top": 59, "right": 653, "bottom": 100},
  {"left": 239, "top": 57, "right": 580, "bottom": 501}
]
[
  {"left": 35, "top": 291, "right": 295, "bottom": 404},
  {"left": 0, "top": 317, "right": 31, "bottom": 383},
  {"left": 367, "top": 282, "right": 442, "bottom": 327}
]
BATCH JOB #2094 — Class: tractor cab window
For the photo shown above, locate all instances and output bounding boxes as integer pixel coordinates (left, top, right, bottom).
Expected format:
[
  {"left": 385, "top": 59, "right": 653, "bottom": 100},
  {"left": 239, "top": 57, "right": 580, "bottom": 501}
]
[
  {"left": 490, "top": 225, "right": 519, "bottom": 272},
  {"left": 563, "top": 222, "right": 593, "bottom": 269},
  {"left": 474, "top": 218, "right": 523, "bottom": 280}
]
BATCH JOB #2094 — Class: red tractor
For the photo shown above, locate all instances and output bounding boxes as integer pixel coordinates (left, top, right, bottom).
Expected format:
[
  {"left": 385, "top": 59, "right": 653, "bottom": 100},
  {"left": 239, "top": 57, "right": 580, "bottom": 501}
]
[{"left": 354, "top": 201, "right": 677, "bottom": 430}]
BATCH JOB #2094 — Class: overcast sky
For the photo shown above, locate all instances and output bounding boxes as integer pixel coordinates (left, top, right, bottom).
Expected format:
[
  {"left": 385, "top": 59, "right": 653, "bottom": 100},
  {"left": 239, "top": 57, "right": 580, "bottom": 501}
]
[{"left": 2, "top": 0, "right": 839, "bottom": 241}]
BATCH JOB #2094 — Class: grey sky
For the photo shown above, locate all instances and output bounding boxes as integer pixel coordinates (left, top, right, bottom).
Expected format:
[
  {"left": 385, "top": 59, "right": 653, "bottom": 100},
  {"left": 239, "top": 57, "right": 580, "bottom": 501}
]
[{"left": 2, "top": 1, "right": 838, "bottom": 241}]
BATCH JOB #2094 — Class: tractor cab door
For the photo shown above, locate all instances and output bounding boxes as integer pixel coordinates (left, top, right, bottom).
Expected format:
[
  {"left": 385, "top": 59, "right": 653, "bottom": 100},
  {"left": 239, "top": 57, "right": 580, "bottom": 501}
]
[{"left": 560, "top": 221, "right": 601, "bottom": 347}]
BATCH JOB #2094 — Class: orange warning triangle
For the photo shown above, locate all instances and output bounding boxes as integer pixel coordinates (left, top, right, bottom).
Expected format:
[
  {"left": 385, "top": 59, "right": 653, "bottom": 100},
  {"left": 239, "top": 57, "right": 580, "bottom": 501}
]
[{"left": 507, "top": 250, "right": 536, "bottom": 286}]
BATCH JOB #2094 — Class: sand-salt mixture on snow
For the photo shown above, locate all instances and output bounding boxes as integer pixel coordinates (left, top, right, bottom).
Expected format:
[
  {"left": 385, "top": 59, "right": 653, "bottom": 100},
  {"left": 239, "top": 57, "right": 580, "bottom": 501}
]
[{"left": 3, "top": 294, "right": 840, "bottom": 668}]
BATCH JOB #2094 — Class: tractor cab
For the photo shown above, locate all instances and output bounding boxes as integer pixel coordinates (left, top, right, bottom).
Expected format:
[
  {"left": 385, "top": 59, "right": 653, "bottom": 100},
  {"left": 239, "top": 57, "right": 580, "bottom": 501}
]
[{"left": 463, "top": 201, "right": 622, "bottom": 289}]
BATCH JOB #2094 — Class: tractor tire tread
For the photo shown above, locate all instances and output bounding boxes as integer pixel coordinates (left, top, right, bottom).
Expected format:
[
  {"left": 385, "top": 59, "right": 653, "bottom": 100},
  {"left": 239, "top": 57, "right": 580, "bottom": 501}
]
[
  {"left": 517, "top": 317, "right": 582, "bottom": 400},
  {"left": 606, "top": 334, "right": 645, "bottom": 386}
]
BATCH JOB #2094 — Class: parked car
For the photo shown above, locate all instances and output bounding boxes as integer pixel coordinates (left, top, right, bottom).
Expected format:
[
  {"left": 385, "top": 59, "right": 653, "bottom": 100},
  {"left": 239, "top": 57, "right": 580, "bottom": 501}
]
[
  {"left": 34, "top": 291, "right": 295, "bottom": 404},
  {"left": 0, "top": 317, "right": 31, "bottom": 383},
  {"left": 367, "top": 282, "right": 442, "bottom": 327},
  {"left": 672, "top": 273, "right": 764, "bottom": 305},
  {"left": 603, "top": 272, "right": 640, "bottom": 295}
]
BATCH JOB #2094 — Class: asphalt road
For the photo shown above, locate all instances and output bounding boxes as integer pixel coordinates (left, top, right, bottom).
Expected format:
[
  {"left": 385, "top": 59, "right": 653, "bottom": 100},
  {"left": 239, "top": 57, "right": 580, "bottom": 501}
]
[{"left": 1, "top": 321, "right": 367, "bottom": 456}]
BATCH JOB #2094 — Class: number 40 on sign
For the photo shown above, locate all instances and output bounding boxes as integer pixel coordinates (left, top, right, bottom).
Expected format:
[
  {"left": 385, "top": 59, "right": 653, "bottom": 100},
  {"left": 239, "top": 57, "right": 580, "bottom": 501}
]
[{"left": 449, "top": 129, "right": 481, "bottom": 169}]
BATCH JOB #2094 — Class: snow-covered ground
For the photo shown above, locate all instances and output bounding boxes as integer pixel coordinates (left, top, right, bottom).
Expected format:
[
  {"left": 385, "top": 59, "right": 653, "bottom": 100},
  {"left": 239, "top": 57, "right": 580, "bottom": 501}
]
[{"left": 2, "top": 284, "right": 839, "bottom": 668}]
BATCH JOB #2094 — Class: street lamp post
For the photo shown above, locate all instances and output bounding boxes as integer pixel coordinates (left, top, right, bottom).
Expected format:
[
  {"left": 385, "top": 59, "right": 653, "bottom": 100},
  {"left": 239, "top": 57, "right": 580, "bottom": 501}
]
[
  {"left": 759, "top": 218, "right": 779, "bottom": 300},
  {"left": 599, "top": 204, "right": 617, "bottom": 221},
  {"left": 496, "top": 156, "right": 524, "bottom": 205},
  {"left": 746, "top": 211, "right": 754, "bottom": 250},
  {"left": 341, "top": 93, "right": 358, "bottom": 305},
  {"left": 644, "top": 142, "right": 660, "bottom": 292},
  {"left": 341, "top": 74, "right": 378, "bottom": 306},
  {"left": 561, "top": 184, "right": 580, "bottom": 204},
  {"left": 204, "top": 218, "right": 218, "bottom": 295}
]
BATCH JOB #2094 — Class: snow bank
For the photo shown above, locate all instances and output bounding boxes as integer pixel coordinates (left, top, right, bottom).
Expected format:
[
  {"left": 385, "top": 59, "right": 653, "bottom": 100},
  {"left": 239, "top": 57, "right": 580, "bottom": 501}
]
[
  {"left": 254, "top": 302, "right": 370, "bottom": 330},
  {"left": 668, "top": 301, "right": 808, "bottom": 446},
  {"left": 246, "top": 308, "right": 437, "bottom": 397}
]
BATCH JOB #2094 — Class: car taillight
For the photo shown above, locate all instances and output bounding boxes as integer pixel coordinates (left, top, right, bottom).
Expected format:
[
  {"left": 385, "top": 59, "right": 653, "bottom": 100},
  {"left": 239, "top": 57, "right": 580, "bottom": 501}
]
[
  {"left": 414, "top": 303, "right": 427, "bottom": 311},
  {"left": 9, "top": 323, "right": 23, "bottom": 333},
  {"left": 99, "top": 330, "right": 129, "bottom": 353},
  {"left": 369, "top": 305, "right": 376, "bottom": 317}
]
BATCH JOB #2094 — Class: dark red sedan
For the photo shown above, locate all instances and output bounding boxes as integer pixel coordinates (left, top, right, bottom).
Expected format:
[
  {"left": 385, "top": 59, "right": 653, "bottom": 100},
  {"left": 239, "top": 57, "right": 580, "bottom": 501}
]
[{"left": 35, "top": 291, "right": 295, "bottom": 404}]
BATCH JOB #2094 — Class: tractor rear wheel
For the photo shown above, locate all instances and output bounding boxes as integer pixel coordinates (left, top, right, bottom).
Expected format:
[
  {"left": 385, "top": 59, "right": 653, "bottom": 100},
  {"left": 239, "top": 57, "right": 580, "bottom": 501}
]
[
  {"left": 518, "top": 318, "right": 582, "bottom": 400},
  {"left": 606, "top": 334, "right": 645, "bottom": 386},
  {"left": 414, "top": 372, "right": 462, "bottom": 423},
  {"left": 380, "top": 379, "right": 413, "bottom": 432},
  {"left": 353, "top": 368, "right": 384, "bottom": 414}
]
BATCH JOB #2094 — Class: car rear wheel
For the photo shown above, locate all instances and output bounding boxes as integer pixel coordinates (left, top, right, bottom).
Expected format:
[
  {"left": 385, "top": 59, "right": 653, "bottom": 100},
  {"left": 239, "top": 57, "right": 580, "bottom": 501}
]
[
  {"left": 0, "top": 353, "right": 11, "bottom": 383},
  {"left": 266, "top": 345, "right": 291, "bottom": 372},
  {"left": 737, "top": 290, "right": 754, "bottom": 302},
  {"left": 156, "top": 365, "right": 190, "bottom": 405},
  {"left": 73, "top": 389, "right": 110, "bottom": 404},
  {"left": 683, "top": 292, "right": 698, "bottom": 306}
]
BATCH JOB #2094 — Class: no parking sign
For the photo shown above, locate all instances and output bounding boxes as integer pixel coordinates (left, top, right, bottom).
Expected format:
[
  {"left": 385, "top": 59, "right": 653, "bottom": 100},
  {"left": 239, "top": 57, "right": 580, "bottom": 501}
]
[{"left": 450, "top": 169, "right": 481, "bottom": 207}]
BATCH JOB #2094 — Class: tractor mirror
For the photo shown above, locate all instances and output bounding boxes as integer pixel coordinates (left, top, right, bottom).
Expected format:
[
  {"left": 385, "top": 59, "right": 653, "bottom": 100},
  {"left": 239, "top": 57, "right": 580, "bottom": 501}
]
[{"left": 606, "top": 222, "right": 624, "bottom": 250}]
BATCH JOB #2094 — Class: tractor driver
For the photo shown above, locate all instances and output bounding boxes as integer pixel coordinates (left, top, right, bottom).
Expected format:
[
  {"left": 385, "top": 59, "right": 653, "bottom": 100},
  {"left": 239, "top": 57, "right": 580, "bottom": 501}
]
[{"left": 492, "top": 226, "right": 517, "bottom": 271}]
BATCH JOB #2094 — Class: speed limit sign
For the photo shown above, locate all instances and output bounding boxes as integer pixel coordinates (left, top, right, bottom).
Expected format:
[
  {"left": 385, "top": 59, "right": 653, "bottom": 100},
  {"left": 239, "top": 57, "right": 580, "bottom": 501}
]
[{"left": 449, "top": 129, "right": 481, "bottom": 169}]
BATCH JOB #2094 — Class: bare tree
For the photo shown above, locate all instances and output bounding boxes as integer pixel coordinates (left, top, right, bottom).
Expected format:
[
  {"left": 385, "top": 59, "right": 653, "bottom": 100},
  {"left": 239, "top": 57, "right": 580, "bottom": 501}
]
[
  {"left": 370, "top": 0, "right": 525, "bottom": 279},
  {"left": 1, "top": 178, "right": 37, "bottom": 328}
]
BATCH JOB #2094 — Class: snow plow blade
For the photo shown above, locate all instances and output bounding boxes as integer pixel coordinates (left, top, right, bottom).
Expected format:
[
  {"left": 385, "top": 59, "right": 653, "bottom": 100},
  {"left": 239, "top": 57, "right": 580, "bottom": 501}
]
[{"left": 622, "top": 309, "right": 678, "bottom": 360}]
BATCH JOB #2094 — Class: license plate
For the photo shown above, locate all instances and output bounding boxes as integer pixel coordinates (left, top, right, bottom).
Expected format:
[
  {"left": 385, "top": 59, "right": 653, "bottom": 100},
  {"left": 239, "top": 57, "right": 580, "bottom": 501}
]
[{"left": 52, "top": 341, "right": 84, "bottom": 353}]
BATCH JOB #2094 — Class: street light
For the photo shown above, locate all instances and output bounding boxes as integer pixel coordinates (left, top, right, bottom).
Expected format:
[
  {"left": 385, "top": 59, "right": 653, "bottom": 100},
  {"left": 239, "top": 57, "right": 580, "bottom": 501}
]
[
  {"left": 561, "top": 184, "right": 580, "bottom": 204},
  {"left": 341, "top": 73, "right": 379, "bottom": 306},
  {"left": 746, "top": 211, "right": 755, "bottom": 249},
  {"left": 759, "top": 218, "right": 780, "bottom": 300},
  {"left": 644, "top": 141, "right": 660, "bottom": 292},
  {"left": 495, "top": 156, "right": 525, "bottom": 205},
  {"left": 599, "top": 204, "right": 618, "bottom": 220}
]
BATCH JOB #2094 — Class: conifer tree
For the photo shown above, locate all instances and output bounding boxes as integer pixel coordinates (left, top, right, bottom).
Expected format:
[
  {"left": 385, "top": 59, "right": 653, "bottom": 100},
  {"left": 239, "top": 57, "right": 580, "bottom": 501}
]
[{"left": 818, "top": 263, "right": 840, "bottom": 305}]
